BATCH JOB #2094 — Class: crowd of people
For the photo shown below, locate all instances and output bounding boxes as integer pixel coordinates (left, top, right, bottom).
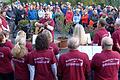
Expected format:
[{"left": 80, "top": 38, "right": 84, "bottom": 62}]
[{"left": 0, "top": 0, "right": 120, "bottom": 80}]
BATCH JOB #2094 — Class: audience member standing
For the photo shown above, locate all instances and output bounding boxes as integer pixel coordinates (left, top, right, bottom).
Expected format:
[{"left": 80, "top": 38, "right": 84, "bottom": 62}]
[
  {"left": 91, "top": 37, "right": 120, "bottom": 80},
  {"left": 0, "top": 9, "right": 10, "bottom": 32}
]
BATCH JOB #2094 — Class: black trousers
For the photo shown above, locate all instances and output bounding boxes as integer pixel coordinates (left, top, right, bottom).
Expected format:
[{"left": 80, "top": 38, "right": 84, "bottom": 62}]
[{"left": 0, "top": 72, "right": 14, "bottom": 80}]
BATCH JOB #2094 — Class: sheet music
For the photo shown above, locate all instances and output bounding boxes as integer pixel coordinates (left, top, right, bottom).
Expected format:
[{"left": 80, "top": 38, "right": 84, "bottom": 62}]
[{"left": 32, "top": 35, "right": 37, "bottom": 44}]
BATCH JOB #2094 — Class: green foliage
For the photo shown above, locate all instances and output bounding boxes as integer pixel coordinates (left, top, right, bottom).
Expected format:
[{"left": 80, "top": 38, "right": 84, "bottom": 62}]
[
  {"left": 56, "top": 15, "right": 71, "bottom": 38},
  {"left": 18, "top": 20, "right": 29, "bottom": 26}
]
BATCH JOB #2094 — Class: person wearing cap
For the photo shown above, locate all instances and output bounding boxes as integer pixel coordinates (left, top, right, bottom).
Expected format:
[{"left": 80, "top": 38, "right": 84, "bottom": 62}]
[
  {"left": 91, "top": 37, "right": 120, "bottom": 80},
  {"left": 112, "top": 19, "right": 120, "bottom": 53},
  {"left": 93, "top": 19, "right": 109, "bottom": 46},
  {"left": 35, "top": 11, "right": 55, "bottom": 39},
  {"left": 58, "top": 37, "right": 90, "bottom": 80}
]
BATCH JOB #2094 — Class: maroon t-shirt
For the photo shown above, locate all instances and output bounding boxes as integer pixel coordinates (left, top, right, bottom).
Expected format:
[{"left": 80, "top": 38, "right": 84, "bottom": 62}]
[
  {"left": 91, "top": 50, "right": 120, "bottom": 80},
  {"left": 4, "top": 40, "right": 14, "bottom": 50},
  {"left": 26, "top": 41, "right": 33, "bottom": 52},
  {"left": 0, "top": 45, "right": 13, "bottom": 73},
  {"left": 58, "top": 50, "right": 90, "bottom": 80},
  {"left": 39, "top": 18, "right": 55, "bottom": 38},
  {"left": 28, "top": 49, "right": 56, "bottom": 80},
  {"left": 93, "top": 28, "right": 109, "bottom": 46},
  {"left": 112, "top": 28, "right": 120, "bottom": 53},
  {"left": 49, "top": 42, "right": 59, "bottom": 55},
  {"left": 12, "top": 56, "right": 30, "bottom": 80}
]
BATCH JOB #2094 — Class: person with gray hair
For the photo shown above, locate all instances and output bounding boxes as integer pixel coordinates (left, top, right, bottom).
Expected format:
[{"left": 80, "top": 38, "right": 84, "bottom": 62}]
[
  {"left": 91, "top": 37, "right": 120, "bottom": 80},
  {"left": 58, "top": 37, "right": 90, "bottom": 80},
  {"left": 112, "top": 19, "right": 120, "bottom": 53}
]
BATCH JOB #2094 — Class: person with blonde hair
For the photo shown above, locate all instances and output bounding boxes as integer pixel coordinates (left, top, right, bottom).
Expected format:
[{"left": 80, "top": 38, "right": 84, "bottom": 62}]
[
  {"left": 73, "top": 24, "right": 91, "bottom": 45},
  {"left": 11, "top": 30, "right": 30, "bottom": 80},
  {"left": 42, "top": 29, "right": 59, "bottom": 55}
]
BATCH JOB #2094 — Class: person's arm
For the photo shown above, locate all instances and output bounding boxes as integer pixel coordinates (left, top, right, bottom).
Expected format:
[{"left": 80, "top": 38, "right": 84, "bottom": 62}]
[
  {"left": 45, "top": 19, "right": 54, "bottom": 31},
  {"left": 51, "top": 63, "right": 58, "bottom": 80}
]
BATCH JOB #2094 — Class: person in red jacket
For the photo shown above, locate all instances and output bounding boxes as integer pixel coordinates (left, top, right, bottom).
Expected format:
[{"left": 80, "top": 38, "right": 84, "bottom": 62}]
[
  {"left": 0, "top": 32, "right": 14, "bottom": 80},
  {"left": 0, "top": 9, "right": 10, "bottom": 32},
  {"left": 11, "top": 30, "right": 30, "bottom": 80},
  {"left": 81, "top": 10, "right": 89, "bottom": 28},
  {"left": 28, "top": 33, "right": 58, "bottom": 80},
  {"left": 58, "top": 37, "right": 90, "bottom": 80},
  {"left": 65, "top": 8, "right": 73, "bottom": 24},
  {"left": 91, "top": 37, "right": 120, "bottom": 80},
  {"left": 93, "top": 19, "right": 109, "bottom": 46}
]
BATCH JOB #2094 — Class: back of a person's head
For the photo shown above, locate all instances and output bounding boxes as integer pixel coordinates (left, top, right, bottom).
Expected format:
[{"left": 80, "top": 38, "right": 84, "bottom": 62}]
[
  {"left": 35, "top": 33, "right": 49, "bottom": 50},
  {"left": 98, "top": 19, "right": 106, "bottom": 27},
  {"left": 73, "top": 24, "right": 87, "bottom": 45},
  {"left": 12, "top": 30, "right": 27, "bottom": 58},
  {"left": 42, "top": 30, "right": 53, "bottom": 43},
  {"left": 68, "top": 37, "right": 79, "bottom": 50},
  {"left": 101, "top": 37, "right": 113, "bottom": 50},
  {"left": 15, "top": 30, "right": 26, "bottom": 45},
  {"left": 115, "top": 18, "right": 120, "bottom": 27},
  {"left": 12, "top": 37, "right": 28, "bottom": 58}
]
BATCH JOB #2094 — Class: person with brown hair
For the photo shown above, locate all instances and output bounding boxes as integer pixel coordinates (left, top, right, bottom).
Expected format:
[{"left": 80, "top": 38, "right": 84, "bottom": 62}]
[
  {"left": 0, "top": 32, "right": 14, "bottom": 80},
  {"left": 42, "top": 29, "right": 59, "bottom": 55},
  {"left": 11, "top": 30, "right": 30, "bottom": 80},
  {"left": 28, "top": 33, "right": 58, "bottom": 80},
  {"left": 93, "top": 19, "right": 109, "bottom": 46},
  {"left": 2, "top": 30, "right": 14, "bottom": 50}
]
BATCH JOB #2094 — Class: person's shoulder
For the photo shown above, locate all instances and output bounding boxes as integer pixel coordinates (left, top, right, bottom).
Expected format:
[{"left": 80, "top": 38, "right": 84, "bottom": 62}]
[
  {"left": 111, "top": 50, "right": 120, "bottom": 55},
  {"left": 92, "top": 53, "right": 101, "bottom": 59}
]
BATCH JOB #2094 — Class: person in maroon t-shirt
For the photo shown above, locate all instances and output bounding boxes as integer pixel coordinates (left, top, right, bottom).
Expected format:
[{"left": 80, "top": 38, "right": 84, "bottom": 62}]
[
  {"left": 91, "top": 37, "right": 120, "bottom": 80},
  {"left": 42, "top": 30, "right": 59, "bottom": 55},
  {"left": 58, "top": 37, "right": 90, "bottom": 80},
  {"left": 2, "top": 30, "right": 14, "bottom": 50},
  {"left": 11, "top": 30, "right": 30, "bottom": 80},
  {"left": 0, "top": 32, "right": 14, "bottom": 80},
  {"left": 112, "top": 19, "right": 120, "bottom": 53},
  {"left": 28, "top": 34, "right": 58, "bottom": 80},
  {"left": 16, "top": 30, "right": 33, "bottom": 52},
  {"left": 93, "top": 19, "right": 109, "bottom": 46},
  {"left": 35, "top": 11, "right": 55, "bottom": 38}
]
